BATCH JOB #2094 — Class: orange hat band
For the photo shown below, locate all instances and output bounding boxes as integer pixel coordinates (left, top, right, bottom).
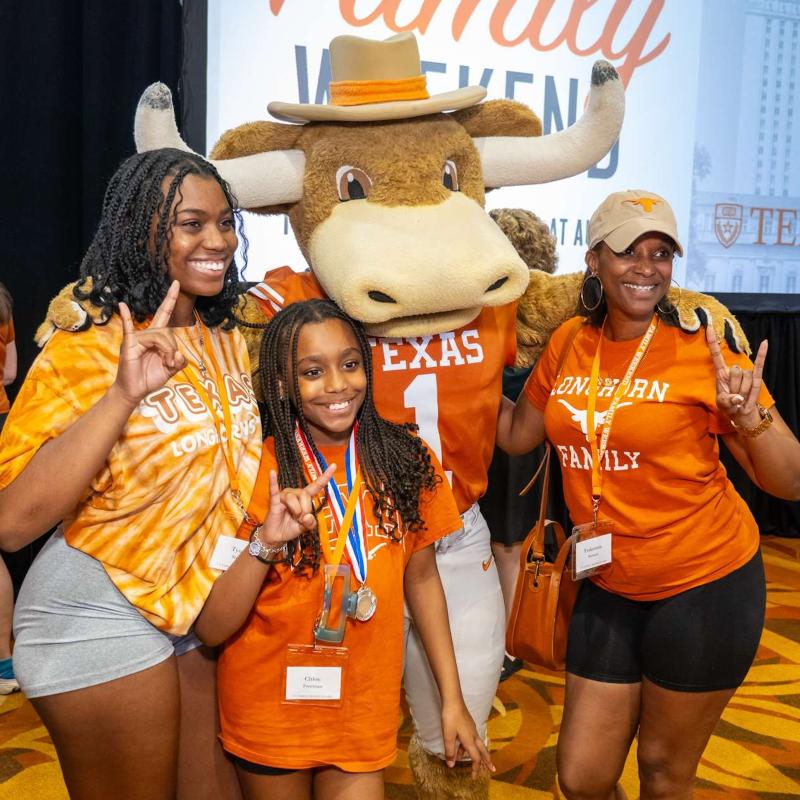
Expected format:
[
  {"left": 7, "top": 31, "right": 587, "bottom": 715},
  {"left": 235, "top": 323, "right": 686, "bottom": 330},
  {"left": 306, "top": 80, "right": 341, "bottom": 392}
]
[{"left": 329, "top": 75, "right": 429, "bottom": 107}]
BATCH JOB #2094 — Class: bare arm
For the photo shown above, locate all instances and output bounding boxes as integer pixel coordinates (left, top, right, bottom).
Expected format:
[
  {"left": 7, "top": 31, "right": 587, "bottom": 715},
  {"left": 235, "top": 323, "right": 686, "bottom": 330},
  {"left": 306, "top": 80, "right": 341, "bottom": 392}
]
[
  {"left": 195, "top": 466, "right": 335, "bottom": 646},
  {"left": 193, "top": 537, "right": 270, "bottom": 647},
  {"left": 722, "top": 406, "right": 800, "bottom": 500},
  {"left": 496, "top": 394, "right": 547, "bottom": 456},
  {"left": 707, "top": 327, "right": 800, "bottom": 501},
  {"left": 0, "top": 285, "right": 186, "bottom": 551},
  {"left": 2, "top": 340, "right": 15, "bottom": 386},
  {"left": 404, "top": 545, "right": 494, "bottom": 776}
]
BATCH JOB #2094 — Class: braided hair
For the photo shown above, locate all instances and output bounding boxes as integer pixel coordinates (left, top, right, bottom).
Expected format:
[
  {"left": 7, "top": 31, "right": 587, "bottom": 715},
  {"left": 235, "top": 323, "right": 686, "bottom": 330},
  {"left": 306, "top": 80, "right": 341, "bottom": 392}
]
[
  {"left": 259, "top": 299, "right": 441, "bottom": 572},
  {"left": 75, "top": 148, "right": 247, "bottom": 328}
]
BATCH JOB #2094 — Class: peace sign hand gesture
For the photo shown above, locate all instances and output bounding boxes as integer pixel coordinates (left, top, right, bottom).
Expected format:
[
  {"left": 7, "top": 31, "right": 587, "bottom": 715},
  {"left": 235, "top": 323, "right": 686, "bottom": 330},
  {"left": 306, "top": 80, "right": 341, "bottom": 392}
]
[
  {"left": 113, "top": 281, "right": 187, "bottom": 406},
  {"left": 259, "top": 465, "right": 337, "bottom": 547},
  {"left": 706, "top": 324, "right": 768, "bottom": 427}
]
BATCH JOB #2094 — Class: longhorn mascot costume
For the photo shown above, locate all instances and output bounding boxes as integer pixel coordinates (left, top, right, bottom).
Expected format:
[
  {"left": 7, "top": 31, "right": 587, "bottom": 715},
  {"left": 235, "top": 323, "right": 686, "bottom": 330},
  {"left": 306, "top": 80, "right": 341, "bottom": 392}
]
[{"left": 41, "top": 33, "right": 748, "bottom": 800}]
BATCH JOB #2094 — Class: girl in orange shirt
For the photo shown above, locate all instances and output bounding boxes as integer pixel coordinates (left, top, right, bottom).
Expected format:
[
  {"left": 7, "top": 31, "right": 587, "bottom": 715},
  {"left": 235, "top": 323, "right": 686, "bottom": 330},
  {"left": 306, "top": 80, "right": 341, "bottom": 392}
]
[{"left": 196, "top": 299, "right": 493, "bottom": 800}]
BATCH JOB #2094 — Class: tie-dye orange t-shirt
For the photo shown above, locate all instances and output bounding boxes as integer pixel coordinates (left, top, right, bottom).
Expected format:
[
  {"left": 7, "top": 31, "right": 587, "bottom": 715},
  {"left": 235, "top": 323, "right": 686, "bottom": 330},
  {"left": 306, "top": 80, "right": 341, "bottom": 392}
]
[{"left": 0, "top": 316, "right": 262, "bottom": 633}]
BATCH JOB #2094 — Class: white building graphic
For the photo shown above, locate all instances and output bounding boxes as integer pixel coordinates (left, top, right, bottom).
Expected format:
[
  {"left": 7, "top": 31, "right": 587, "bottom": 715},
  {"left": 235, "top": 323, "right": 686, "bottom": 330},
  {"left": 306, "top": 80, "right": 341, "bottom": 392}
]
[{"left": 688, "top": 0, "right": 800, "bottom": 293}]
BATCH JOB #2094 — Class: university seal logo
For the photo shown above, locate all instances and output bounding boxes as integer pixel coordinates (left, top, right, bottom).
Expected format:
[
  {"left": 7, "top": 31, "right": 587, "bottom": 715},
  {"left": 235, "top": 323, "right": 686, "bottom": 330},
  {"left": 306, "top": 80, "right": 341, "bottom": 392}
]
[{"left": 715, "top": 203, "right": 743, "bottom": 248}]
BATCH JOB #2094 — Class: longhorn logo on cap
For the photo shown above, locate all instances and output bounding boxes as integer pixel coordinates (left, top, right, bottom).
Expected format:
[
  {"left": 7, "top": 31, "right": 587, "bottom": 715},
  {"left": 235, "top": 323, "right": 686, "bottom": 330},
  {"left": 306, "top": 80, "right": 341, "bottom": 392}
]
[{"left": 625, "top": 197, "right": 661, "bottom": 213}]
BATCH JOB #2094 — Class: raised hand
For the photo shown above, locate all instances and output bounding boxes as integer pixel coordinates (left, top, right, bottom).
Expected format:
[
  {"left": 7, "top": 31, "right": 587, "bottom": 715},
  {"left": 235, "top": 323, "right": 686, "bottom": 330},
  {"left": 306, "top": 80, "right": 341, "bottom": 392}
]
[
  {"left": 260, "top": 465, "right": 337, "bottom": 546},
  {"left": 706, "top": 324, "right": 768, "bottom": 426},
  {"left": 441, "top": 700, "right": 495, "bottom": 778},
  {"left": 113, "top": 281, "right": 187, "bottom": 405}
]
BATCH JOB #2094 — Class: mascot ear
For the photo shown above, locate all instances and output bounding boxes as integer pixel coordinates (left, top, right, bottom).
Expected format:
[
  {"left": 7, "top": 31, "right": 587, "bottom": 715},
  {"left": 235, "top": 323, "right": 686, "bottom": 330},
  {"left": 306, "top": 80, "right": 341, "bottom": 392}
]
[
  {"left": 210, "top": 121, "right": 305, "bottom": 216},
  {"left": 667, "top": 288, "right": 750, "bottom": 355},
  {"left": 450, "top": 99, "right": 542, "bottom": 138},
  {"left": 36, "top": 280, "right": 109, "bottom": 347}
]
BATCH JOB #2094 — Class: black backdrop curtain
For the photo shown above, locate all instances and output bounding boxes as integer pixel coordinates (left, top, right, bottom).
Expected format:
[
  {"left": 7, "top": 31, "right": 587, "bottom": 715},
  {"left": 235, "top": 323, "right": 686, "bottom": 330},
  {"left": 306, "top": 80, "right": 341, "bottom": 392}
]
[
  {"left": 1, "top": 1, "right": 183, "bottom": 589},
  {"left": 715, "top": 307, "right": 800, "bottom": 536}
]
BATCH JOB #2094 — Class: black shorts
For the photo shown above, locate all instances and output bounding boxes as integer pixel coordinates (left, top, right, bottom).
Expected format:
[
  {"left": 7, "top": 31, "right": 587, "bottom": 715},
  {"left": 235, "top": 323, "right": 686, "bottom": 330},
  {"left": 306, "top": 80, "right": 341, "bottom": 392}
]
[
  {"left": 229, "top": 754, "right": 297, "bottom": 776},
  {"left": 566, "top": 550, "right": 765, "bottom": 692}
]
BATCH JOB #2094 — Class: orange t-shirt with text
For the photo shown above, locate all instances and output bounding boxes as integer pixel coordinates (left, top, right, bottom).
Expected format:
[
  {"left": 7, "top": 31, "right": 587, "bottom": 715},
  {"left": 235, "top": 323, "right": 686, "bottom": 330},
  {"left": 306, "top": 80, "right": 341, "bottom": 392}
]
[
  {"left": 525, "top": 318, "right": 774, "bottom": 601},
  {"left": 0, "top": 317, "right": 262, "bottom": 633},
  {"left": 217, "top": 437, "right": 462, "bottom": 772},
  {"left": 249, "top": 267, "right": 517, "bottom": 512},
  {"left": 0, "top": 317, "right": 15, "bottom": 414}
]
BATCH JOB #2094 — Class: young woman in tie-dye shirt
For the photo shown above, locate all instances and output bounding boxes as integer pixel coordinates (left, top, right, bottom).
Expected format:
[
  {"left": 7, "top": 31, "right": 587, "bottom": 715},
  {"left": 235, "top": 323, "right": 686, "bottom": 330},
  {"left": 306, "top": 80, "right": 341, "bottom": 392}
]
[{"left": 0, "top": 149, "right": 262, "bottom": 800}]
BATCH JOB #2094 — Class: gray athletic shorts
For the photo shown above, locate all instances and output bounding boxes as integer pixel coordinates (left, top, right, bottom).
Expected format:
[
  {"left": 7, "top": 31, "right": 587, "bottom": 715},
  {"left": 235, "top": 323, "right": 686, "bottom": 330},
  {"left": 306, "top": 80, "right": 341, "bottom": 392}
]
[{"left": 12, "top": 530, "right": 202, "bottom": 699}]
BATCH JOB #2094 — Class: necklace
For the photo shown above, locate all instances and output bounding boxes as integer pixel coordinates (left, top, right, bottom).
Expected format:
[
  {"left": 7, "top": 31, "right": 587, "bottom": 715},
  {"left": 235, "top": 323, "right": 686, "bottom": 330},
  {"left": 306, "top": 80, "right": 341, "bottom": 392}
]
[{"left": 181, "top": 311, "right": 208, "bottom": 377}]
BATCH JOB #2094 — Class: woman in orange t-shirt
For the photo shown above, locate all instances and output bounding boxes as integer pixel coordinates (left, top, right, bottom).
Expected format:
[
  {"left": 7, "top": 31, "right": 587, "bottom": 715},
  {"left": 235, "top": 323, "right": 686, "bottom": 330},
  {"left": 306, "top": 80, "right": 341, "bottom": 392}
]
[
  {"left": 0, "top": 149, "right": 262, "bottom": 800},
  {"left": 497, "top": 190, "right": 800, "bottom": 800},
  {"left": 196, "top": 299, "right": 493, "bottom": 799}
]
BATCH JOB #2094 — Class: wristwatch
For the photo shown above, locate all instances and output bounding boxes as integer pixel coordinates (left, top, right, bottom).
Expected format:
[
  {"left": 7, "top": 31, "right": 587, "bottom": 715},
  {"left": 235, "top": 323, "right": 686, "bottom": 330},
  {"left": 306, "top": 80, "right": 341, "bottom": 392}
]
[
  {"left": 248, "top": 527, "right": 288, "bottom": 564},
  {"left": 731, "top": 403, "right": 774, "bottom": 438}
]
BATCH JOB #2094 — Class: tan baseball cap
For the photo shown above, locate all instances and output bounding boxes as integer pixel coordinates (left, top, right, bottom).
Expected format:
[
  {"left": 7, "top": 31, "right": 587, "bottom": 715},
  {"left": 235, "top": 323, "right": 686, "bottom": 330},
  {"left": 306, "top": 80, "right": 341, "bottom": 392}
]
[{"left": 588, "top": 190, "right": 684, "bottom": 256}]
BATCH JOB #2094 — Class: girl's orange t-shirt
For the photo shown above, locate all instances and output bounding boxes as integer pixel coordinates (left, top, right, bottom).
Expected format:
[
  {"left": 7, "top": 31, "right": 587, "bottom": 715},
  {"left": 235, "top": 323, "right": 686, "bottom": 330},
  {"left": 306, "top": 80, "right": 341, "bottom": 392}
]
[
  {"left": 217, "top": 437, "right": 462, "bottom": 772},
  {"left": 525, "top": 318, "right": 774, "bottom": 601},
  {"left": 0, "top": 317, "right": 14, "bottom": 414}
]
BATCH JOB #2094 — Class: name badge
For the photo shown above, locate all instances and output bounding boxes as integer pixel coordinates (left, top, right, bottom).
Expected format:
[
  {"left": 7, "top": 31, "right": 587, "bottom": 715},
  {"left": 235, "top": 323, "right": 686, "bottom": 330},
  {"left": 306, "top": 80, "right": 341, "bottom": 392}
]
[
  {"left": 285, "top": 666, "right": 342, "bottom": 701},
  {"left": 282, "top": 643, "right": 348, "bottom": 708},
  {"left": 209, "top": 535, "right": 247, "bottom": 572},
  {"left": 571, "top": 520, "right": 613, "bottom": 581}
]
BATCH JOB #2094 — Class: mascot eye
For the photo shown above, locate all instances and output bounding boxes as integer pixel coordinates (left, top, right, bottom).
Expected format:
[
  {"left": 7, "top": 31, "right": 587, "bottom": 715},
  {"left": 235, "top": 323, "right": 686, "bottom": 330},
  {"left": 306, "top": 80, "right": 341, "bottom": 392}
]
[
  {"left": 336, "top": 165, "right": 372, "bottom": 201},
  {"left": 442, "top": 160, "right": 459, "bottom": 192}
]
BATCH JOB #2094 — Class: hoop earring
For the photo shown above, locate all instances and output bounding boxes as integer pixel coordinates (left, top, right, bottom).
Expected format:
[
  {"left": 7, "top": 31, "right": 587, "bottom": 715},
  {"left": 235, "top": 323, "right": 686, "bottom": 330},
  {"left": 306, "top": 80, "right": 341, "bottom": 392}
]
[
  {"left": 656, "top": 278, "right": 682, "bottom": 314},
  {"left": 580, "top": 273, "right": 603, "bottom": 312}
]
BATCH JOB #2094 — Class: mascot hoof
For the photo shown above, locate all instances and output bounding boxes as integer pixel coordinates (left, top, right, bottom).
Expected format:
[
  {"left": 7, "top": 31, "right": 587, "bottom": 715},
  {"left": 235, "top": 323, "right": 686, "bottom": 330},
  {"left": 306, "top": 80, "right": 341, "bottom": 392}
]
[
  {"left": 36, "top": 280, "right": 109, "bottom": 348},
  {"left": 408, "top": 734, "right": 490, "bottom": 800}
]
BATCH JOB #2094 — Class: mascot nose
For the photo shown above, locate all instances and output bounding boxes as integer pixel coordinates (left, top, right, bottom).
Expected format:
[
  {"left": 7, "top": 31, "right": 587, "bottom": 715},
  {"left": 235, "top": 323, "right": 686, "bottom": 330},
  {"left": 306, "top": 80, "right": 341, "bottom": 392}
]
[
  {"left": 368, "top": 290, "right": 397, "bottom": 304},
  {"left": 485, "top": 276, "right": 509, "bottom": 294}
]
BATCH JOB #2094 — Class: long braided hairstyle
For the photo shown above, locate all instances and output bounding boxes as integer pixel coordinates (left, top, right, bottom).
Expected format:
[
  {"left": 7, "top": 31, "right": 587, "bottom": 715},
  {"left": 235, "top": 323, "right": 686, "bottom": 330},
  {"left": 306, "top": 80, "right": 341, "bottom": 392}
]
[
  {"left": 75, "top": 148, "right": 247, "bottom": 328},
  {"left": 259, "top": 299, "right": 441, "bottom": 572}
]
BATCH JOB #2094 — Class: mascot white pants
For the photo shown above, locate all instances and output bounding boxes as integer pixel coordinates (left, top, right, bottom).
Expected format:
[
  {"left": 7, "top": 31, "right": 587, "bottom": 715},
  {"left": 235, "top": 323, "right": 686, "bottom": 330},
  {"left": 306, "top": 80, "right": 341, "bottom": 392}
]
[{"left": 404, "top": 503, "right": 506, "bottom": 798}]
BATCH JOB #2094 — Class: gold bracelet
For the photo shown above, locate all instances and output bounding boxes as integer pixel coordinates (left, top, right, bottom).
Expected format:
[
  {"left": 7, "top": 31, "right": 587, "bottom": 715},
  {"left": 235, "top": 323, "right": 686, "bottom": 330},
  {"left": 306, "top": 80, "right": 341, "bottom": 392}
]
[{"left": 731, "top": 404, "right": 774, "bottom": 438}]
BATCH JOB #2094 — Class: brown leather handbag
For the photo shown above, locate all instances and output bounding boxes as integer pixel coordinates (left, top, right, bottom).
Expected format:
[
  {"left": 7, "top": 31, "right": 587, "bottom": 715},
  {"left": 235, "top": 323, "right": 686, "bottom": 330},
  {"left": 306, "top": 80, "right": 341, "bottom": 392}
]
[
  {"left": 505, "top": 318, "right": 584, "bottom": 671},
  {"left": 505, "top": 443, "right": 580, "bottom": 671}
]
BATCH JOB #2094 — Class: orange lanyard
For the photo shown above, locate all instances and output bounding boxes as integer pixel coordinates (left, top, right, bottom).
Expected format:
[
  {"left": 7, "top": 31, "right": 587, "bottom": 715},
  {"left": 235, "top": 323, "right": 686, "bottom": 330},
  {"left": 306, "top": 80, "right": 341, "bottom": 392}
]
[
  {"left": 316, "top": 476, "right": 363, "bottom": 568},
  {"left": 586, "top": 316, "right": 658, "bottom": 521},
  {"left": 178, "top": 315, "right": 246, "bottom": 510}
]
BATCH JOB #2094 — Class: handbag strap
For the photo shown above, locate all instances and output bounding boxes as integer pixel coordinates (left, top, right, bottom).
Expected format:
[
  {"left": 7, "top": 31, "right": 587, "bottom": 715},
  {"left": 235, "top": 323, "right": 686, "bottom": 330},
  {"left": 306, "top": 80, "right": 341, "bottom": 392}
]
[{"left": 519, "top": 317, "right": 584, "bottom": 562}]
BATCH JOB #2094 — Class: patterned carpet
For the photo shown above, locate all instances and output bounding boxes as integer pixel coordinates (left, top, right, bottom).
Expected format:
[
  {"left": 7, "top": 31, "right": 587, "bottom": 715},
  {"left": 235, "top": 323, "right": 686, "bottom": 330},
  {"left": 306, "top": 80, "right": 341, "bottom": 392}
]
[{"left": 2, "top": 536, "right": 800, "bottom": 799}]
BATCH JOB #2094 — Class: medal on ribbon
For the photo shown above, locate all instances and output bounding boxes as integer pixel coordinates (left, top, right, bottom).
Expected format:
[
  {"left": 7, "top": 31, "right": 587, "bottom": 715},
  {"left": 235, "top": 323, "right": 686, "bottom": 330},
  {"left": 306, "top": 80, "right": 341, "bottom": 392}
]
[{"left": 294, "top": 424, "right": 377, "bottom": 644}]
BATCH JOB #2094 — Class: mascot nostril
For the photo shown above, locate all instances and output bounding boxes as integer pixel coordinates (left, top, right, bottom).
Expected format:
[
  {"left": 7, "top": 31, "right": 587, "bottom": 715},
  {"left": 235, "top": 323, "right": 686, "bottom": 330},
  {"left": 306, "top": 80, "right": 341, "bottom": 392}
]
[
  {"left": 486, "top": 277, "right": 508, "bottom": 293},
  {"left": 368, "top": 290, "right": 397, "bottom": 304}
]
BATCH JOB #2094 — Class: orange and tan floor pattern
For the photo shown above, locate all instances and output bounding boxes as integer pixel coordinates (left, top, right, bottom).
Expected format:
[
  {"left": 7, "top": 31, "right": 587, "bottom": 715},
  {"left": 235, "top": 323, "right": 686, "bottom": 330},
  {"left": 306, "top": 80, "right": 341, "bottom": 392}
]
[{"left": 2, "top": 536, "right": 800, "bottom": 799}]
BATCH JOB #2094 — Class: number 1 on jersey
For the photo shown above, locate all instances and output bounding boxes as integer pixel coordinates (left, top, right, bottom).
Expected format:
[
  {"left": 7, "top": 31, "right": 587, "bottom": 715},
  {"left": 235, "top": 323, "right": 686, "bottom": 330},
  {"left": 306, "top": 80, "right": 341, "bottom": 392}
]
[{"left": 403, "top": 374, "right": 452, "bottom": 485}]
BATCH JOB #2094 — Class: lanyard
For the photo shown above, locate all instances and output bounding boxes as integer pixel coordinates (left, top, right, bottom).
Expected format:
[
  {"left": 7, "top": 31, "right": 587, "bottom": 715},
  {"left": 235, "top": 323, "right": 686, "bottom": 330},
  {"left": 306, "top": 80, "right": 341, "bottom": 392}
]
[
  {"left": 178, "top": 315, "right": 248, "bottom": 514},
  {"left": 586, "top": 316, "right": 658, "bottom": 521},
  {"left": 294, "top": 424, "right": 367, "bottom": 580}
]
